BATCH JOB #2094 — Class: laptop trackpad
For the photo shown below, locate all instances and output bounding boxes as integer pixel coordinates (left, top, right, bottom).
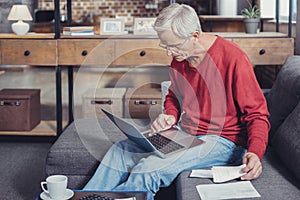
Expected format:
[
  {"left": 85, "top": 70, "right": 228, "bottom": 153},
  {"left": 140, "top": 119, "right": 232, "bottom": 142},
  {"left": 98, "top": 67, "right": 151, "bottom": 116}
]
[{"left": 161, "top": 129, "right": 204, "bottom": 147}]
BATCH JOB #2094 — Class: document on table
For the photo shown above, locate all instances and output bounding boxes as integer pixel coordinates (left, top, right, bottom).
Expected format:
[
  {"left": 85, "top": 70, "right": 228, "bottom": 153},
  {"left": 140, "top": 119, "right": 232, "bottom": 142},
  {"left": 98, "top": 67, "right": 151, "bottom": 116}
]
[
  {"left": 196, "top": 181, "right": 261, "bottom": 200},
  {"left": 190, "top": 164, "right": 246, "bottom": 183},
  {"left": 212, "top": 164, "right": 246, "bottom": 183}
]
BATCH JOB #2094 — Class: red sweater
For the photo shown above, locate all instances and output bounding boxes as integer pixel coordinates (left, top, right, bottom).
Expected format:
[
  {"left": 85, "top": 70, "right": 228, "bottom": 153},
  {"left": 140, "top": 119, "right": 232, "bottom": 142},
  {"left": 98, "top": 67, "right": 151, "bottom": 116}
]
[{"left": 164, "top": 36, "right": 270, "bottom": 160}]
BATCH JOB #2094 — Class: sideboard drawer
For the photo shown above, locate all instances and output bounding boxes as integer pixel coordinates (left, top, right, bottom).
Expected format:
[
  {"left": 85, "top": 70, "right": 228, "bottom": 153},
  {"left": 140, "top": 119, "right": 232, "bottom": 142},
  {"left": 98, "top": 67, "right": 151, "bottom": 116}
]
[
  {"left": 1, "top": 40, "right": 57, "bottom": 65},
  {"left": 233, "top": 38, "right": 294, "bottom": 65},
  {"left": 113, "top": 40, "right": 171, "bottom": 66},
  {"left": 58, "top": 39, "right": 114, "bottom": 66}
]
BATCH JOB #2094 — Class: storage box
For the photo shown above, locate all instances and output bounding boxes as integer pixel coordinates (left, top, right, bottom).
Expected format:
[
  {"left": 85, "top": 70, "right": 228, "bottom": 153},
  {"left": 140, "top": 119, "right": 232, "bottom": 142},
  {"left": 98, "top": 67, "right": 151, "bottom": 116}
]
[
  {"left": 124, "top": 87, "right": 162, "bottom": 119},
  {"left": 82, "top": 88, "right": 126, "bottom": 118},
  {"left": 0, "top": 89, "right": 41, "bottom": 131}
]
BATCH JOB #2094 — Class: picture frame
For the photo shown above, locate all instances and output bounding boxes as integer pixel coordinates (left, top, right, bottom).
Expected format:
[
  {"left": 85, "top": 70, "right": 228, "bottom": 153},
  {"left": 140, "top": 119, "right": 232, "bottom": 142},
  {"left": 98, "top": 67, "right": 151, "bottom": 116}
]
[
  {"left": 100, "top": 18, "right": 126, "bottom": 35},
  {"left": 133, "top": 17, "right": 157, "bottom": 35}
]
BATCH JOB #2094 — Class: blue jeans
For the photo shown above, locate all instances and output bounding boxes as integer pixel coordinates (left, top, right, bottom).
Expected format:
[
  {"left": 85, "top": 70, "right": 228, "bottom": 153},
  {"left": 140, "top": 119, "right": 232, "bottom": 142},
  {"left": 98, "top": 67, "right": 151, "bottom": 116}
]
[{"left": 83, "top": 135, "right": 246, "bottom": 195}]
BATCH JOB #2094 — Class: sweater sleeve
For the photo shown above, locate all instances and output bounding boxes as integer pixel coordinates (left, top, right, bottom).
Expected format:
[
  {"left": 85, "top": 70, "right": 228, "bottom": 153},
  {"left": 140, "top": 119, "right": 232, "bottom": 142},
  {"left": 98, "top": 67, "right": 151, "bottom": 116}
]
[{"left": 233, "top": 53, "right": 270, "bottom": 160}]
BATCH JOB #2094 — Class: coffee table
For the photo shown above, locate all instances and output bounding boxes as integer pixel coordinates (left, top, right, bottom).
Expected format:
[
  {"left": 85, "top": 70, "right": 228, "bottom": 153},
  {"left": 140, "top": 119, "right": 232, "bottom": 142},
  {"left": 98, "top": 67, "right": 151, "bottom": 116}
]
[
  {"left": 72, "top": 190, "right": 153, "bottom": 200},
  {"left": 37, "top": 190, "right": 153, "bottom": 200}
]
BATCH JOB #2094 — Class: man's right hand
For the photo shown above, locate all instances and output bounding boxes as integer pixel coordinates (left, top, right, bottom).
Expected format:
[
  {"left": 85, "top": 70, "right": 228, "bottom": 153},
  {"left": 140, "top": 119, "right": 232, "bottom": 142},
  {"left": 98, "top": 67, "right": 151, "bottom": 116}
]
[{"left": 150, "top": 114, "right": 176, "bottom": 136}]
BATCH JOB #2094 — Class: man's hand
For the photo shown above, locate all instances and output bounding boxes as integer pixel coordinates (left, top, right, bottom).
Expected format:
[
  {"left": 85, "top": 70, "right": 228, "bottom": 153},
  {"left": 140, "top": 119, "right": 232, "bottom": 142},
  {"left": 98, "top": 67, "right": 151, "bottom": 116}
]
[
  {"left": 150, "top": 114, "right": 176, "bottom": 136},
  {"left": 241, "top": 152, "right": 262, "bottom": 180}
]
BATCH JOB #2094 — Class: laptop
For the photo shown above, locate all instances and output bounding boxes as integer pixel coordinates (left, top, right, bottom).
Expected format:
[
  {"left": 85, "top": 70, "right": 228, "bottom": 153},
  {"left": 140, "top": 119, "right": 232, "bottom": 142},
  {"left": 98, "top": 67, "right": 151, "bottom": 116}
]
[{"left": 101, "top": 108, "right": 205, "bottom": 158}]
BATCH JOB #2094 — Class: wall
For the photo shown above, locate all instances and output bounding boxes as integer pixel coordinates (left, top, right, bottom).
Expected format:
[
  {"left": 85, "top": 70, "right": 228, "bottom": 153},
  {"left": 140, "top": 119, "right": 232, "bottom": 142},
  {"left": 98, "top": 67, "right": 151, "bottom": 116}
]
[
  {"left": 37, "top": 0, "right": 169, "bottom": 24},
  {"left": 36, "top": 0, "right": 213, "bottom": 24},
  {"left": 0, "top": 0, "right": 227, "bottom": 32}
]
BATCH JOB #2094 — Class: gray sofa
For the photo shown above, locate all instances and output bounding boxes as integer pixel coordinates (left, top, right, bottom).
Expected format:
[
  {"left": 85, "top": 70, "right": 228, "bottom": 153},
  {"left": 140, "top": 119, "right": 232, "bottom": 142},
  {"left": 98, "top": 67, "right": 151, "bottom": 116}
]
[{"left": 46, "top": 56, "right": 300, "bottom": 199}]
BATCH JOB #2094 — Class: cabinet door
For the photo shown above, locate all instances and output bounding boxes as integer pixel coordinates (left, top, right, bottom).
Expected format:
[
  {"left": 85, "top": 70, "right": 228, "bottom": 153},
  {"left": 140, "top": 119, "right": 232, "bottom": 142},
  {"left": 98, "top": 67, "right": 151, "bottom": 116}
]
[
  {"left": 113, "top": 39, "right": 171, "bottom": 66},
  {"left": 58, "top": 39, "right": 114, "bottom": 66},
  {"left": 1, "top": 40, "right": 57, "bottom": 65},
  {"left": 233, "top": 38, "right": 294, "bottom": 65}
]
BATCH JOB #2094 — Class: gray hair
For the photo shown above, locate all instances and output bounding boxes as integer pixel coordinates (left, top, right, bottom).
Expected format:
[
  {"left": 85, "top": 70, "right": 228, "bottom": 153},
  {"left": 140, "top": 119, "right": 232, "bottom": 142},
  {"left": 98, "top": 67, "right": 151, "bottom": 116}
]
[{"left": 153, "top": 3, "right": 202, "bottom": 38}]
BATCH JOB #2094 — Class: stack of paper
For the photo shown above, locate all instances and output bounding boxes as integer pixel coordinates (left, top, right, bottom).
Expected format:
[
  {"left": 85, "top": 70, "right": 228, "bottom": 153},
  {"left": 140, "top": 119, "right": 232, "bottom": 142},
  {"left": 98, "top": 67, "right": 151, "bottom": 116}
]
[
  {"left": 196, "top": 181, "right": 261, "bottom": 200},
  {"left": 190, "top": 164, "right": 261, "bottom": 199},
  {"left": 63, "top": 26, "right": 94, "bottom": 36},
  {"left": 190, "top": 164, "right": 246, "bottom": 183}
]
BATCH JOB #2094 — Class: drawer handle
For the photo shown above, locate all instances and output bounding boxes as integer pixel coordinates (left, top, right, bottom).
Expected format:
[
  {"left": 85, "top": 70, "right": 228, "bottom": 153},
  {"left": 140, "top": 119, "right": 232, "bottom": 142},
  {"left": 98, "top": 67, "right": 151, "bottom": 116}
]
[
  {"left": 0, "top": 100, "right": 21, "bottom": 106},
  {"left": 140, "top": 50, "right": 146, "bottom": 57},
  {"left": 24, "top": 50, "right": 30, "bottom": 56},
  {"left": 82, "top": 50, "right": 88, "bottom": 56},
  {"left": 91, "top": 100, "right": 113, "bottom": 105},
  {"left": 134, "top": 100, "right": 157, "bottom": 105},
  {"left": 259, "top": 49, "right": 266, "bottom": 55}
]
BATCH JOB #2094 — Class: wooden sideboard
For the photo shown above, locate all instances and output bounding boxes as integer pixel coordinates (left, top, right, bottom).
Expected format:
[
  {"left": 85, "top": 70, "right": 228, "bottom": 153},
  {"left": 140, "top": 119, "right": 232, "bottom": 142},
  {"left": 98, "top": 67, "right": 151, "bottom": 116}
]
[
  {"left": 0, "top": 33, "right": 59, "bottom": 136},
  {"left": 215, "top": 32, "right": 294, "bottom": 65},
  {"left": 57, "top": 32, "right": 293, "bottom": 66},
  {"left": 0, "top": 33, "right": 56, "bottom": 66},
  {"left": 0, "top": 32, "right": 294, "bottom": 136},
  {"left": 0, "top": 32, "right": 294, "bottom": 66}
]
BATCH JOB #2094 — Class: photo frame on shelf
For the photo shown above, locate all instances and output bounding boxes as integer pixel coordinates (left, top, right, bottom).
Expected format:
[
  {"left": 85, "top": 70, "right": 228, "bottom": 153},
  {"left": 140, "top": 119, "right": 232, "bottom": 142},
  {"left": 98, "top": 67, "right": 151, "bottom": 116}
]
[
  {"left": 133, "top": 17, "right": 157, "bottom": 35},
  {"left": 100, "top": 18, "right": 126, "bottom": 35}
]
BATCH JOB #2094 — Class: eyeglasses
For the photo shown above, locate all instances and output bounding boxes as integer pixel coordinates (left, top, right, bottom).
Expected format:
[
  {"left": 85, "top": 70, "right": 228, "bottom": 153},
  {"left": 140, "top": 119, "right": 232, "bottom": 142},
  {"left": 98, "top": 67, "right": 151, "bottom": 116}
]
[{"left": 159, "top": 38, "right": 189, "bottom": 52}]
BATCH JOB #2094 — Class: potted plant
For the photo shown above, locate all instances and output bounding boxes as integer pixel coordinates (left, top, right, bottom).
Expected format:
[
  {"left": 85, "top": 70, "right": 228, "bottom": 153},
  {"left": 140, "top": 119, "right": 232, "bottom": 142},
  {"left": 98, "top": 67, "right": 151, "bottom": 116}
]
[{"left": 241, "top": 0, "right": 260, "bottom": 34}]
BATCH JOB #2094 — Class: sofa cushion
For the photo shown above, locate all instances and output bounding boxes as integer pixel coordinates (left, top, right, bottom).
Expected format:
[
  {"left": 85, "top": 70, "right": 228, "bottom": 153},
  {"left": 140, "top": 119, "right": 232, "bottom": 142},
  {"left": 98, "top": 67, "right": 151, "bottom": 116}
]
[
  {"left": 46, "top": 118, "right": 150, "bottom": 177},
  {"left": 176, "top": 148, "right": 300, "bottom": 200},
  {"left": 266, "top": 56, "right": 300, "bottom": 141},
  {"left": 46, "top": 118, "right": 126, "bottom": 177},
  {"left": 271, "top": 101, "right": 300, "bottom": 181}
]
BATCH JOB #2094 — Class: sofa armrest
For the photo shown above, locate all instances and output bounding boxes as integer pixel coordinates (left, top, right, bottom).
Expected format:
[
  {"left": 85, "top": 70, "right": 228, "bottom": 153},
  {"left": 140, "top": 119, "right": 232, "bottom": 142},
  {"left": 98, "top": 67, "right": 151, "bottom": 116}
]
[
  {"left": 271, "top": 101, "right": 300, "bottom": 181},
  {"left": 266, "top": 56, "right": 300, "bottom": 140}
]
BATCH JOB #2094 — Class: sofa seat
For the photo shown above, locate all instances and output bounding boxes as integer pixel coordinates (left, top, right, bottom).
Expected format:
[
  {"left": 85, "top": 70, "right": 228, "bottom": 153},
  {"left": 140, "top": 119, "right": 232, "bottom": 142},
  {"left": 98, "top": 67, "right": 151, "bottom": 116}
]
[
  {"left": 176, "top": 148, "right": 300, "bottom": 200},
  {"left": 46, "top": 118, "right": 127, "bottom": 189},
  {"left": 46, "top": 118, "right": 154, "bottom": 189}
]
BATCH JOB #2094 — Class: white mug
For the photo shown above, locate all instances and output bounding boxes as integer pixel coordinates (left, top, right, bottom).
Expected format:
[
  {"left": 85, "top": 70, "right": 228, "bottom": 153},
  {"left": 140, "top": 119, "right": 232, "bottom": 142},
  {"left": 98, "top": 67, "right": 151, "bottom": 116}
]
[{"left": 41, "top": 175, "right": 68, "bottom": 199}]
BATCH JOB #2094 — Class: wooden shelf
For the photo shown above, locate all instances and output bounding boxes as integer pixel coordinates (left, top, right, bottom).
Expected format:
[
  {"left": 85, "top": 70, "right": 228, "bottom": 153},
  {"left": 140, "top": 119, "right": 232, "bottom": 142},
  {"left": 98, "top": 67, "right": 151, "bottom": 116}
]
[
  {"left": 60, "top": 34, "right": 159, "bottom": 39},
  {"left": 0, "top": 33, "right": 55, "bottom": 39},
  {"left": 0, "top": 120, "right": 67, "bottom": 136},
  {"left": 199, "top": 15, "right": 273, "bottom": 22},
  {"left": 213, "top": 32, "right": 289, "bottom": 38}
]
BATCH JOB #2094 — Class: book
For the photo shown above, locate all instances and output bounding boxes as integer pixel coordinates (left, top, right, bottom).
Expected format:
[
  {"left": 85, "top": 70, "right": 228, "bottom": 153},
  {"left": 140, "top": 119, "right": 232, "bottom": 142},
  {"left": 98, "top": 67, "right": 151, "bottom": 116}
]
[
  {"left": 63, "top": 26, "right": 94, "bottom": 31},
  {"left": 63, "top": 26, "right": 94, "bottom": 35},
  {"left": 63, "top": 30, "right": 94, "bottom": 36}
]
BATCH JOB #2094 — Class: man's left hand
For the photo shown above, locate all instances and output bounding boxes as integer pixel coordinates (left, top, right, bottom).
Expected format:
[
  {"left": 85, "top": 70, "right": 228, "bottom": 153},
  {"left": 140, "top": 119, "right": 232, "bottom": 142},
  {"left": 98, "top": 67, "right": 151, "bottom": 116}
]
[{"left": 241, "top": 152, "right": 262, "bottom": 180}]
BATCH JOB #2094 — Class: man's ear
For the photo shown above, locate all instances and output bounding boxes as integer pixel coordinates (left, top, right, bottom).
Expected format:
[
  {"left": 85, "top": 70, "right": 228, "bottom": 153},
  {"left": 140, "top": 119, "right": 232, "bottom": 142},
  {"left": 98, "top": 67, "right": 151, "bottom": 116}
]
[{"left": 192, "top": 31, "right": 200, "bottom": 39}]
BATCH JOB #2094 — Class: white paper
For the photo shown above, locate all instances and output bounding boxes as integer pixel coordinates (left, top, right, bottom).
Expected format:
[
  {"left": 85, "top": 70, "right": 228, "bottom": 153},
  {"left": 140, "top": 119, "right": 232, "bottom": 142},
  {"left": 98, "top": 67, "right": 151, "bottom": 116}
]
[
  {"left": 196, "top": 181, "right": 261, "bottom": 200},
  {"left": 190, "top": 164, "right": 246, "bottom": 183},
  {"left": 190, "top": 169, "right": 213, "bottom": 178},
  {"left": 212, "top": 164, "right": 246, "bottom": 183}
]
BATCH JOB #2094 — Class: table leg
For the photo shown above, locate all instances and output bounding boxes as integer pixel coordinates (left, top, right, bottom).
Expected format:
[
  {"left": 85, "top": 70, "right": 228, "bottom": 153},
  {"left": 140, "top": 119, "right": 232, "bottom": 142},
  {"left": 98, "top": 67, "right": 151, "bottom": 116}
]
[
  {"left": 68, "top": 67, "right": 74, "bottom": 124},
  {"left": 56, "top": 65, "right": 62, "bottom": 136}
]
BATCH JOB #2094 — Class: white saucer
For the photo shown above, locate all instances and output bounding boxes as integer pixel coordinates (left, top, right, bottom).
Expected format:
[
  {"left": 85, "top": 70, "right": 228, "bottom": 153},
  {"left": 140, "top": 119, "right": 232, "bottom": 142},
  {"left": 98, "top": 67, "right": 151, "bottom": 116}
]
[{"left": 40, "top": 189, "right": 74, "bottom": 200}]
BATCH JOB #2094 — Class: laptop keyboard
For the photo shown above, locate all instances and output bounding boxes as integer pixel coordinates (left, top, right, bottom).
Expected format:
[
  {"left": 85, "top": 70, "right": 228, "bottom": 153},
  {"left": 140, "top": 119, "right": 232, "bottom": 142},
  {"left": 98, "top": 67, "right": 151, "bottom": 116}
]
[
  {"left": 147, "top": 134, "right": 184, "bottom": 154},
  {"left": 79, "top": 193, "right": 136, "bottom": 200}
]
